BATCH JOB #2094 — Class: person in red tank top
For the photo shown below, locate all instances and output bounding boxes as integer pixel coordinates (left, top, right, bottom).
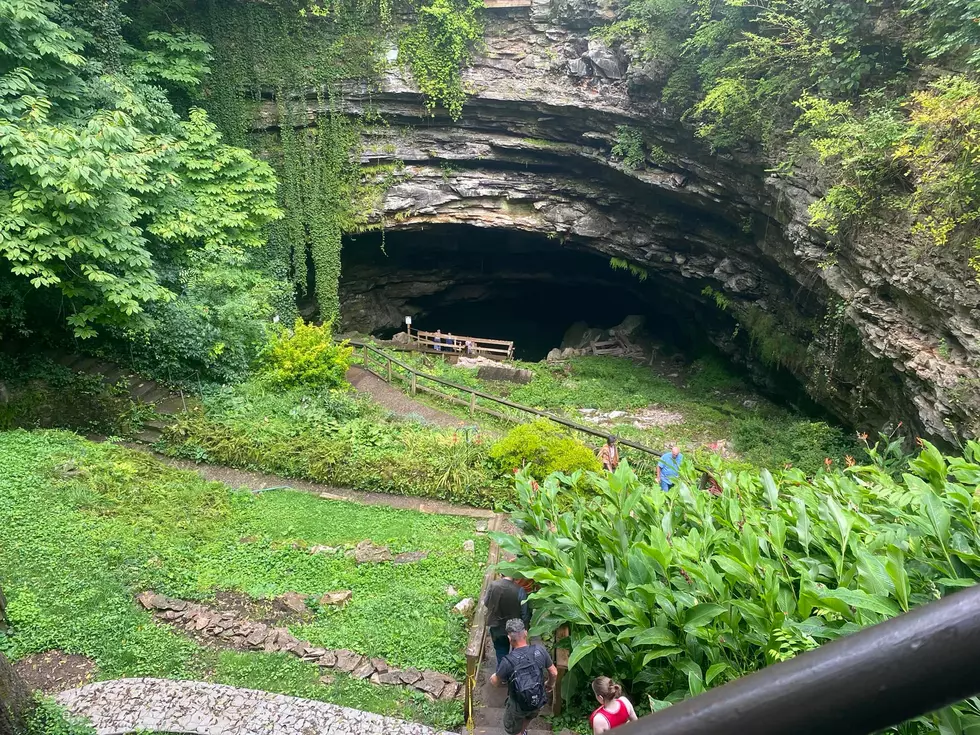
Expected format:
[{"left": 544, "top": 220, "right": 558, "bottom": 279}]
[{"left": 589, "top": 677, "right": 638, "bottom": 733}]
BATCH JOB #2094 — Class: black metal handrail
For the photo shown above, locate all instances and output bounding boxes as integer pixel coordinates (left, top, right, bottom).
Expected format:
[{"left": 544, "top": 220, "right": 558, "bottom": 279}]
[{"left": 620, "top": 584, "right": 980, "bottom": 735}]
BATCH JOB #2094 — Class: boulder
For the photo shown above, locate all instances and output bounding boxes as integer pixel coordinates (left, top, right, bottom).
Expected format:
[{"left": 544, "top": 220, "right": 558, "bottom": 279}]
[
  {"left": 378, "top": 670, "right": 405, "bottom": 686},
  {"left": 586, "top": 40, "right": 624, "bottom": 79},
  {"left": 417, "top": 671, "right": 454, "bottom": 696},
  {"left": 452, "top": 598, "right": 475, "bottom": 616},
  {"left": 276, "top": 591, "right": 309, "bottom": 615},
  {"left": 370, "top": 658, "right": 388, "bottom": 674},
  {"left": 462, "top": 540, "right": 475, "bottom": 553},
  {"left": 445, "top": 585, "right": 459, "bottom": 597},
  {"left": 319, "top": 590, "right": 353, "bottom": 608},
  {"left": 333, "top": 650, "right": 365, "bottom": 673},
  {"left": 546, "top": 348, "right": 563, "bottom": 363},
  {"left": 317, "top": 651, "right": 338, "bottom": 668},
  {"left": 399, "top": 668, "right": 423, "bottom": 685},
  {"left": 348, "top": 540, "right": 394, "bottom": 564},
  {"left": 476, "top": 365, "right": 534, "bottom": 384},
  {"left": 391, "top": 331, "right": 412, "bottom": 344},
  {"left": 352, "top": 661, "right": 376, "bottom": 679},
  {"left": 610, "top": 315, "right": 646, "bottom": 339}
]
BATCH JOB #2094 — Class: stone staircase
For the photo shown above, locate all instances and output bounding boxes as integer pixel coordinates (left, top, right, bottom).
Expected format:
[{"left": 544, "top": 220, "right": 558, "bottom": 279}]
[
  {"left": 465, "top": 638, "right": 573, "bottom": 735},
  {"left": 52, "top": 353, "right": 191, "bottom": 442}
]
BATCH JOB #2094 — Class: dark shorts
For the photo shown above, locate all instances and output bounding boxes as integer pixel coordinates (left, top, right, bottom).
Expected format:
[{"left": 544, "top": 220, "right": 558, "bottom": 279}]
[{"left": 503, "top": 695, "right": 539, "bottom": 735}]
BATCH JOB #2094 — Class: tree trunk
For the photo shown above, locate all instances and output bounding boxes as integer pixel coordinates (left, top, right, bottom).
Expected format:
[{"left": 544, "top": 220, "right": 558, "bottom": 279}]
[{"left": 0, "top": 652, "right": 33, "bottom": 735}]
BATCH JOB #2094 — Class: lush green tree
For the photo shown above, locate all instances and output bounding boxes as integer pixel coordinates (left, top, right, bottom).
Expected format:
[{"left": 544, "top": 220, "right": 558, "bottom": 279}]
[{"left": 0, "top": 0, "right": 281, "bottom": 339}]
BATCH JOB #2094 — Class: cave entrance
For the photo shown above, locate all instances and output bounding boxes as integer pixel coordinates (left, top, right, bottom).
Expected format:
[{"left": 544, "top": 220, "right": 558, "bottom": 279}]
[{"left": 339, "top": 225, "right": 717, "bottom": 362}]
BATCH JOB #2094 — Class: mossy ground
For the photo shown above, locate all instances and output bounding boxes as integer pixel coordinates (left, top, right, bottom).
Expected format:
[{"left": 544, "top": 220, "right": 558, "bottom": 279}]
[{"left": 0, "top": 430, "right": 483, "bottom": 730}]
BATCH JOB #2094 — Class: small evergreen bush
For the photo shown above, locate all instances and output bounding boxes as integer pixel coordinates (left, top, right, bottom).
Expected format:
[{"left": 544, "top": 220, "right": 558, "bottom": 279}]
[
  {"left": 489, "top": 419, "right": 601, "bottom": 480},
  {"left": 259, "top": 319, "right": 352, "bottom": 390}
]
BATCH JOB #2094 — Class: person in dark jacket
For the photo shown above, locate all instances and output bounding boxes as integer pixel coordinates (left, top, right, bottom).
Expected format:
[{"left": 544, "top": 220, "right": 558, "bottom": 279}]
[{"left": 483, "top": 575, "right": 532, "bottom": 665}]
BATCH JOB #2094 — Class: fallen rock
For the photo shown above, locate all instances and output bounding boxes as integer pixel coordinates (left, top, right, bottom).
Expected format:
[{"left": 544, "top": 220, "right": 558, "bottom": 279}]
[
  {"left": 318, "top": 674, "right": 336, "bottom": 685},
  {"left": 334, "top": 650, "right": 365, "bottom": 673},
  {"left": 352, "top": 661, "right": 376, "bottom": 679},
  {"left": 245, "top": 624, "right": 269, "bottom": 647},
  {"left": 417, "top": 671, "right": 453, "bottom": 696},
  {"left": 348, "top": 540, "right": 394, "bottom": 564},
  {"left": 439, "top": 682, "right": 460, "bottom": 700},
  {"left": 137, "top": 592, "right": 170, "bottom": 610},
  {"left": 320, "top": 590, "right": 352, "bottom": 608},
  {"left": 453, "top": 598, "right": 475, "bottom": 616},
  {"left": 302, "top": 647, "right": 327, "bottom": 661},
  {"left": 400, "top": 668, "right": 423, "bottom": 685},
  {"left": 309, "top": 545, "right": 339, "bottom": 555},
  {"left": 378, "top": 670, "right": 405, "bottom": 686},
  {"left": 317, "top": 651, "right": 338, "bottom": 668},
  {"left": 277, "top": 592, "right": 309, "bottom": 615},
  {"left": 445, "top": 585, "right": 459, "bottom": 597},
  {"left": 391, "top": 331, "right": 412, "bottom": 345},
  {"left": 393, "top": 551, "right": 429, "bottom": 564},
  {"left": 546, "top": 348, "right": 563, "bottom": 362},
  {"left": 462, "top": 540, "right": 475, "bottom": 553},
  {"left": 476, "top": 365, "right": 534, "bottom": 384},
  {"left": 370, "top": 658, "right": 388, "bottom": 674}
]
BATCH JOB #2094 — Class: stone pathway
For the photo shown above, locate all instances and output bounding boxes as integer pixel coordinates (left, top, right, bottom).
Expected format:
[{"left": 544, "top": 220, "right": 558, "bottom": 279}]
[
  {"left": 346, "top": 366, "right": 466, "bottom": 429},
  {"left": 137, "top": 592, "right": 461, "bottom": 701},
  {"left": 56, "top": 678, "right": 452, "bottom": 735}
]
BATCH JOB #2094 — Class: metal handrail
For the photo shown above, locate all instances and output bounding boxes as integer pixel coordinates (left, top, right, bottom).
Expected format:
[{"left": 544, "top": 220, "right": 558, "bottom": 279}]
[
  {"left": 619, "top": 584, "right": 980, "bottom": 735},
  {"left": 348, "top": 338, "right": 661, "bottom": 457}
]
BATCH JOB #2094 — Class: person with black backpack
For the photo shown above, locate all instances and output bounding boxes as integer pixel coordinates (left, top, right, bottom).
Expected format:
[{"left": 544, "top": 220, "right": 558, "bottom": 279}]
[{"left": 490, "top": 619, "right": 558, "bottom": 735}]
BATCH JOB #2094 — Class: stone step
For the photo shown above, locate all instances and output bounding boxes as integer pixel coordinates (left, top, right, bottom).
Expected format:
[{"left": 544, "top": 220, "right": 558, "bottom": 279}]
[
  {"left": 472, "top": 707, "right": 552, "bottom": 732},
  {"left": 154, "top": 396, "right": 190, "bottom": 415}
]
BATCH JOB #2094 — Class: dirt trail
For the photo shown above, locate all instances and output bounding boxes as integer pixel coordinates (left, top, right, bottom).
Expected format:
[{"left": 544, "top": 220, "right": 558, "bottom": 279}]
[
  {"left": 138, "top": 448, "right": 494, "bottom": 519},
  {"left": 346, "top": 366, "right": 468, "bottom": 428}
]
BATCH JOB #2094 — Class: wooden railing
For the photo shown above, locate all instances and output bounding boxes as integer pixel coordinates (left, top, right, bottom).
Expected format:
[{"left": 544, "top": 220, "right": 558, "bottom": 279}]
[
  {"left": 464, "top": 514, "right": 505, "bottom": 727},
  {"left": 350, "top": 339, "right": 661, "bottom": 458},
  {"left": 410, "top": 329, "right": 515, "bottom": 360}
]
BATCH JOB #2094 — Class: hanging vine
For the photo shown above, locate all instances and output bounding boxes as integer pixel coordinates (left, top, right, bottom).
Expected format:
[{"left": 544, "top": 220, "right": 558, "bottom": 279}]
[{"left": 164, "top": 0, "right": 484, "bottom": 320}]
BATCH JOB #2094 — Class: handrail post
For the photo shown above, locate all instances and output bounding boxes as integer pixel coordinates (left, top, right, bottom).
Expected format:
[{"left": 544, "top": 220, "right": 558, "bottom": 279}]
[
  {"left": 410, "top": 372, "right": 417, "bottom": 396},
  {"left": 469, "top": 391, "right": 476, "bottom": 418},
  {"left": 386, "top": 357, "right": 392, "bottom": 383}
]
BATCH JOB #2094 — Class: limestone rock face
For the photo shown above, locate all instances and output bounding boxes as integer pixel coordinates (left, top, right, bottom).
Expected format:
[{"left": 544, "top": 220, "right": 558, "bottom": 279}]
[{"left": 253, "top": 7, "right": 980, "bottom": 442}]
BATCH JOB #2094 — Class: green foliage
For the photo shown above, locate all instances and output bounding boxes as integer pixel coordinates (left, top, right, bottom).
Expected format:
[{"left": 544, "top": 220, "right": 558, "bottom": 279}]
[
  {"left": 106, "top": 245, "right": 286, "bottom": 385},
  {"left": 0, "top": 430, "right": 483, "bottom": 727},
  {"left": 489, "top": 419, "right": 601, "bottom": 480},
  {"left": 612, "top": 126, "right": 647, "bottom": 169},
  {"left": 399, "top": 0, "right": 484, "bottom": 119},
  {"left": 0, "top": 0, "right": 285, "bottom": 340},
  {"left": 160, "top": 379, "right": 505, "bottom": 507},
  {"left": 609, "top": 257, "right": 649, "bottom": 281},
  {"left": 498, "top": 440, "right": 980, "bottom": 733},
  {"left": 259, "top": 319, "right": 353, "bottom": 391},
  {"left": 731, "top": 414, "right": 857, "bottom": 476},
  {"left": 24, "top": 696, "right": 95, "bottom": 735},
  {"left": 906, "top": 0, "right": 980, "bottom": 70},
  {"left": 0, "top": 355, "right": 145, "bottom": 436}
]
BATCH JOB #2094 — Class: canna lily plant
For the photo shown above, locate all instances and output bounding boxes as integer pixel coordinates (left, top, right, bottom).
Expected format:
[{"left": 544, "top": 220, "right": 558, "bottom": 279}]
[{"left": 494, "top": 440, "right": 980, "bottom": 729}]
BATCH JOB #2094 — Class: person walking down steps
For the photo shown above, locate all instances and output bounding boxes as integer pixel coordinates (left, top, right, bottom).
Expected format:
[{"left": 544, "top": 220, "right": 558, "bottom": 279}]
[
  {"left": 589, "top": 677, "right": 638, "bottom": 733},
  {"left": 598, "top": 437, "right": 620, "bottom": 472},
  {"left": 491, "top": 619, "right": 558, "bottom": 735},
  {"left": 484, "top": 574, "right": 532, "bottom": 666}
]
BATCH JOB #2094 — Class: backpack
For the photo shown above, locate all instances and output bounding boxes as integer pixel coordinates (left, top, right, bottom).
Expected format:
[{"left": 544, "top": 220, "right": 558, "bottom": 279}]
[{"left": 508, "top": 646, "right": 547, "bottom": 712}]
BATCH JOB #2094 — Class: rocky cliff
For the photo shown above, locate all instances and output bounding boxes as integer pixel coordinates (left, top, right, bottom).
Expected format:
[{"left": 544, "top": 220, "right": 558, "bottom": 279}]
[{"left": 253, "top": 0, "right": 980, "bottom": 442}]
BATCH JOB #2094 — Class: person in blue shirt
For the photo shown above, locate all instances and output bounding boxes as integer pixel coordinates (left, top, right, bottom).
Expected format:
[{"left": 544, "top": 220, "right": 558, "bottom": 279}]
[{"left": 657, "top": 445, "right": 683, "bottom": 492}]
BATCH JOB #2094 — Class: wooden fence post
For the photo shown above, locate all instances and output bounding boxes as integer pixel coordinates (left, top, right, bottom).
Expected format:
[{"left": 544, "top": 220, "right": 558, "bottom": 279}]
[
  {"left": 410, "top": 372, "right": 417, "bottom": 396},
  {"left": 469, "top": 391, "right": 476, "bottom": 418},
  {"left": 386, "top": 357, "right": 392, "bottom": 383}
]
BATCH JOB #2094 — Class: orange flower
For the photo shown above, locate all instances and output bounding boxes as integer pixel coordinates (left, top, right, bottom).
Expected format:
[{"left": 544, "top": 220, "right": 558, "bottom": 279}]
[
  {"left": 824, "top": 457, "right": 833, "bottom": 468},
  {"left": 531, "top": 480, "right": 539, "bottom": 491},
  {"left": 857, "top": 432, "right": 869, "bottom": 442},
  {"left": 845, "top": 455, "right": 855, "bottom": 467}
]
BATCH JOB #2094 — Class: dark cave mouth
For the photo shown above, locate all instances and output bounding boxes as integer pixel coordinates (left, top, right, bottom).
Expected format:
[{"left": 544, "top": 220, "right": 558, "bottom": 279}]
[
  {"left": 339, "top": 225, "right": 720, "bottom": 362},
  {"left": 335, "top": 224, "right": 836, "bottom": 418}
]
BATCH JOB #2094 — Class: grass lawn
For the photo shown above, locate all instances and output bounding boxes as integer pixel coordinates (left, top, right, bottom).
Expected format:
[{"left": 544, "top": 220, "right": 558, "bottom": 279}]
[{"left": 0, "top": 430, "right": 485, "bottom": 729}]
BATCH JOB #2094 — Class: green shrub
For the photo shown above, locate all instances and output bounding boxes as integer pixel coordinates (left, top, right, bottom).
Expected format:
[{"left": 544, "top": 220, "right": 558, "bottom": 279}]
[
  {"left": 489, "top": 419, "right": 601, "bottom": 480},
  {"left": 499, "top": 440, "right": 980, "bottom": 732},
  {"left": 25, "top": 696, "right": 95, "bottom": 735},
  {"left": 259, "top": 319, "right": 352, "bottom": 390}
]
